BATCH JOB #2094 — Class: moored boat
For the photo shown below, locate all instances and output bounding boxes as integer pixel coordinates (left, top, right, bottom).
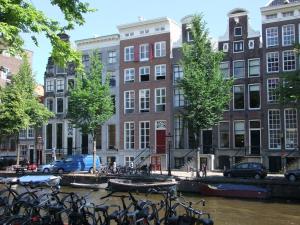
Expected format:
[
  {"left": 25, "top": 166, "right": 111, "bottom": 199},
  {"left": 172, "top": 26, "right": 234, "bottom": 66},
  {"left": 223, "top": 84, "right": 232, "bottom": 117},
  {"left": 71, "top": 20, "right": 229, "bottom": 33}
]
[
  {"left": 70, "top": 182, "right": 107, "bottom": 189},
  {"left": 199, "top": 183, "right": 270, "bottom": 199},
  {"left": 108, "top": 178, "right": 177, "bottom": 192}
]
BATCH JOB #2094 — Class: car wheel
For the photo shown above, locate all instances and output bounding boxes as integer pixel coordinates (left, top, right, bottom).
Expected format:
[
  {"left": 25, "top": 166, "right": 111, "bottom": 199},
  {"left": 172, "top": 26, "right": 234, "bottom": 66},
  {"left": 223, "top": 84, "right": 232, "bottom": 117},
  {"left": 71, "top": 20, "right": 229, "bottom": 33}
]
[
  {"left": 227, "top": 173, "right": 232, "bottom": 178},
  {"left": 254, "top": 174, "right": 261, "bottom": 179},
  {"left": 43, "top": 168, "right": 50, "bottom": 173},
  {"left": 288, "top": 174, "right": 296, "bottom": 182},
  {"left": 58, "top": 168, "right": 64, "bottom": 174}
]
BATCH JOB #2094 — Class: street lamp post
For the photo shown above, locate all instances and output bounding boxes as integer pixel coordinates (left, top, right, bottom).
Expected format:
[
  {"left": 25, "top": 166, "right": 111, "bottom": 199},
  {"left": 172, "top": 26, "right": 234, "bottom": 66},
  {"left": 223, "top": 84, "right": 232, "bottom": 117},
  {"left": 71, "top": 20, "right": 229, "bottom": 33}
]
[
  {"left": 36, "top": 135, "right": 43, "bottom": 166},
  {"left": 166, "top": 132, "right": 173, "bottom": 176}
]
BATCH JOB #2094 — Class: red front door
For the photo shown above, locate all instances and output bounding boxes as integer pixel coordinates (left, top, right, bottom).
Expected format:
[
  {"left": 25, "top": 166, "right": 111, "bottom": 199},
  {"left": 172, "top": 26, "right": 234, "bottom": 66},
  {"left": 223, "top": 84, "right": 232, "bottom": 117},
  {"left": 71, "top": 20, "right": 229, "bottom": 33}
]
[{"left": 156, "top": 130, "right": 166, "bottom": 154}]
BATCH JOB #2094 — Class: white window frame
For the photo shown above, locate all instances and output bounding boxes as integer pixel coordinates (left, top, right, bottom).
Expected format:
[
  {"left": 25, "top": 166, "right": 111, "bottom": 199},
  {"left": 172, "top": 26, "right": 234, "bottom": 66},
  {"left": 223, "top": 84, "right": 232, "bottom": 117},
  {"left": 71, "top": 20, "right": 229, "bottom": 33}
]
[
  {"left": 46, "top": 79, "right": 54, "bottom": 92},
  {"left": 187, "top": 30, "right": 193, "bottom": 42},
  {"left": 155, "top": 88, "right": 166, "bottom": 112},
  {"left": 266, "top": 27, "right": 279, "bottom": 48},
  {"left": 284, "top": 108, "right": 298, "bottom": 150},
  {"left": 19, "top": 129, "right": 27, "bottom": 139},
  {"left": 124, "top": 90, "right": 135, "bottom": 114},
  {"left": 46, "top": 98, "right": 54, "bottom": 112},
  {"left": 266, "top": 52, "right": 279, "bottom": 73},
  {"left": 174, "top": 116, "right": 184, "bottom": 149},
  {"left": 248, "top": 58, "right": 260, "bottom": 77},
  {"left": 233, "top": 60, "right": 245, "bottom": 79},
  {"left": 124, "top": 46, "right": 134, "bottom": 62},
  {"left": 234, "top": 27, "right": 242, "bottom": 36},
  {"left": 139, "top": 44, "right": 149, "bottom": 61},
  {"left": 233, "top": 40, "right": 244, "bottom": 53},
  {"left": 220, "top": 61, "right": 230, "bottom": 79},
  {"left": 233, "top": 85, "right": 245, "bottom": 110},
  {"left": 155, "top": 64, "right": 166, "bottom": 80},
  {"left": 267, "top": 78, "right": 280, "bottom": 103},
  {"left": 233, "top": 120, "right": 245, "bottom": 148},
  {"left": 56, "top": 79, "right": 64, "bottom": 93},
  {"left": 174, "top": 88, "right": 185, "bottom": 107},
  {"left": 67, "top": 78, "right": 74, "bottom": 91},
  {"left": 108, "top": 51, "right": 117, "bottom": 64},
  {"left": 282, "top": 24, "right": 295, "bottom": 46},
  {"left": 248, "top": 84, "right": 261, "bottom": 110},
  {"left": 124, "top": 156, "right": 135, "bottom": 167},
  {"left": 249, "top": 120, "right": 261, "bottom": 154},
  {"left": 282, "top": 50, "right": 296, "bottom": 72},
  {"left": 139, "top": 66, "right": 150, "bottom": 82},
  {"left": 124, "top": 68, "right": 135, "bottom": 83},
  {"left": 268, "top": 109, "right": 281, "bottom": 150},
  {"left": 139, "top": 121, "right": 150, "bottom": 149},
  {"left": 124, "top": 122, "right": 135, "bottom": 150},
  {"left": 154, "top": 41, "right": 166, "bottom": 58},
  {"left": 56, "top": 97, "right": 64, "bottom": 114},
  {"left": 139, "top": 89, "right": 150, "bottom": 112},
  {"left": 218, "top": 121, "right": 230, "bottom": 149},
  {"left": 27, "top": 127, "right": 34, "bottom": 139}
]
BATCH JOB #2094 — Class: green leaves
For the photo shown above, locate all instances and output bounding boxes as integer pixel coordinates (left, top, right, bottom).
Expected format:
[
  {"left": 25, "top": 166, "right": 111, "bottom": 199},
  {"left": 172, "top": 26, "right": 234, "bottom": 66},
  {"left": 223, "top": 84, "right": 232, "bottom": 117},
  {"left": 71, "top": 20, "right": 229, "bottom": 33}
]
[
  {"left": 68, "top": 51, "right": 113, "bottom": 137},
  {"left": 179, "top": 15, "right": 232, "bottom": 134},
  {"left": 0, "top": 0, "right": 94, "bottom": 67}
]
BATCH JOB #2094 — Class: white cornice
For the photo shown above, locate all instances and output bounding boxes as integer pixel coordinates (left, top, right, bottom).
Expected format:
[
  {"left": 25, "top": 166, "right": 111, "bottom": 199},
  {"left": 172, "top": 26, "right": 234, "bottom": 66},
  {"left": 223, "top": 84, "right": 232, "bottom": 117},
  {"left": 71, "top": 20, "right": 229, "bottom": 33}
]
[
  {"left": 117, "top": 17, "right": 178, "bottom": 30},
  {"left": 261, "top": 1, "right": 300, "bottom": 13},
  {"left": 75, "top": 34, "right": 120, "bottom": 47}
]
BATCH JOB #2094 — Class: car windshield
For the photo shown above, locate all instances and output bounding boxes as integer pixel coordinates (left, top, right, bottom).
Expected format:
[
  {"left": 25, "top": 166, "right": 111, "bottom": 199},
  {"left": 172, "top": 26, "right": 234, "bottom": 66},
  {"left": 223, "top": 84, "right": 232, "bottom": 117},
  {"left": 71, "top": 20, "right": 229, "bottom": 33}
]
[
  {"left": 236, "top": 163, "right": 248, "bottom": 169},
  {"left": 64, "top": 158, "right": 73, "bottom": 162}
]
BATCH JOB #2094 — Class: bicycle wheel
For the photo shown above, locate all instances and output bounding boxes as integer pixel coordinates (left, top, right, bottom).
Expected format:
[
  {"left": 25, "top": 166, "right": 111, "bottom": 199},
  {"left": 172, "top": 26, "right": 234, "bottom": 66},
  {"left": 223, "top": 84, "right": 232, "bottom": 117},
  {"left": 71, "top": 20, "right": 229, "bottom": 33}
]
[
  {"left": 2, "top": 215, "right": 31, "bottom": 225},
  {"left": 0, "top": 189, "right": 19, "bottom": 216}
]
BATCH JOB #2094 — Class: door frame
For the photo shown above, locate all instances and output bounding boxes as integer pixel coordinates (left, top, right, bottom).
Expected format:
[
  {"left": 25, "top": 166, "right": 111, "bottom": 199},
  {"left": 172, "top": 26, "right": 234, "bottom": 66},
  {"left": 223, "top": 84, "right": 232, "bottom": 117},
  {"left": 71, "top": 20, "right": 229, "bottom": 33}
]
[
  {"left": 155, "top": 120, "right": 167, "bottom": 154},
  {"left": 201, "top": 128, "right": 212, "bottom": 153},
  {"left": 248, "top": 120, "right": 261, "bottom": 155}
]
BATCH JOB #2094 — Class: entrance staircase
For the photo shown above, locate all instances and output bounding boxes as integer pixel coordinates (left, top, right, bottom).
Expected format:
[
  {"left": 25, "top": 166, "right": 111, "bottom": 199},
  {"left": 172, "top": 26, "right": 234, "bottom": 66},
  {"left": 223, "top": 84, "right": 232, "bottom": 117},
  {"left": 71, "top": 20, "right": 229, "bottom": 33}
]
[{"left": 133, "top": 148, "right": 152, "bottom": 168}]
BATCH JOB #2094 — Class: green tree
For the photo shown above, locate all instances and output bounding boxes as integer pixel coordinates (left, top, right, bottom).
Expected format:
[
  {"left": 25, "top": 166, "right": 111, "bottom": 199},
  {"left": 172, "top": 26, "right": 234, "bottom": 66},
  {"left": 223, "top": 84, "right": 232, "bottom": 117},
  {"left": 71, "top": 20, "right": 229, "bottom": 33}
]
[
  {"left": 0, "top": 57, "right": 54, "bottom": 164},
  {"left": 68, "top": 52, "right": 113, "bottom": 173},
  {"left": 0, "top": 0, "right": 94, "bottom": 67},
  {"left": 179, "top": 15, "right": 232, "bottom": 177}
]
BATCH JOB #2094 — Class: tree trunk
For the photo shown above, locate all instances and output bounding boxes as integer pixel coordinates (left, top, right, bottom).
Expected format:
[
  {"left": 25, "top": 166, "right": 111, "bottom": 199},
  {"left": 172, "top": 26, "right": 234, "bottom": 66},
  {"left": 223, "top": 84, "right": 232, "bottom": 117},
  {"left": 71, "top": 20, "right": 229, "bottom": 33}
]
[
  {"left": 194, "top": 132, "right": 200, "bottom": 178},
  {"left": 93, "top": 135, "right": 96, "bottom": 174},
  {"left": 16, "top": 135, "right": 20, "bottom": 166}
]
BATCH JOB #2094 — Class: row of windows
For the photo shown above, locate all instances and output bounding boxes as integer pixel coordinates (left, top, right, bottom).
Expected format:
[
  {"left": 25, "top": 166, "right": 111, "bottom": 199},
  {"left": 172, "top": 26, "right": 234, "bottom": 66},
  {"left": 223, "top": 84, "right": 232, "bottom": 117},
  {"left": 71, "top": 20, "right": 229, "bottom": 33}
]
[
  {"left": 124, "top": 88, "right": 166, "bottom": 113},
  {"left": 19, "top": 128, "right": 34, "bottom": 139},
  {"left": 220, "top": 59, "right": 260, "bottom": 79},
  {"left": 82, "top": 51, "right": 117, "bottom": 66},
  {"left": 265, "top": 11, "right": 295, "bottom": 20},
  {"left": 124, "top": 64, "right": 167, "bottom": 83},
  {"left": 266, "top": 50, "right": 296, "bottom": 73},
  {"left": 46, "top": 79, "right": 74, "bottom": 93},
  {"left": 124, "top": 41, "right": 166, "bottom": 62},
  {"left": 266, "top": 24, "right": 298, "bottom": 48}
]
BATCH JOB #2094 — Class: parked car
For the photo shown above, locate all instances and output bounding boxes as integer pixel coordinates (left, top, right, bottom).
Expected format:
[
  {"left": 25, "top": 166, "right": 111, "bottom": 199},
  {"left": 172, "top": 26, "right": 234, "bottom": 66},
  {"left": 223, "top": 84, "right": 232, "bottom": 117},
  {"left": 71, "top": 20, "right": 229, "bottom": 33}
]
[
  {"left": 223, "top": 162, "right": 267, "bottom": 179},
  {"left": 284, "top": 169, "right": 300, "bottom": 182},
  {"left": 13, "top": 161, "right": 37, "bottom": 173},
  {"left": 52, "top": 155, "right": 101, "bottom": 174},
  {"left": 37, "top": 160, "right": 62, "bottom": 173}
]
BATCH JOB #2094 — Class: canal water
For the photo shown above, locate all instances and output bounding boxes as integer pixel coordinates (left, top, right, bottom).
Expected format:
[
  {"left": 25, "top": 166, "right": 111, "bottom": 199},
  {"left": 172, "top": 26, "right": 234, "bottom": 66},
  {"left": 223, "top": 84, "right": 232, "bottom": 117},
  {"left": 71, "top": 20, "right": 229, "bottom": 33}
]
[{"left": 62, "top": 187, "right": 300, "bottom": 225}]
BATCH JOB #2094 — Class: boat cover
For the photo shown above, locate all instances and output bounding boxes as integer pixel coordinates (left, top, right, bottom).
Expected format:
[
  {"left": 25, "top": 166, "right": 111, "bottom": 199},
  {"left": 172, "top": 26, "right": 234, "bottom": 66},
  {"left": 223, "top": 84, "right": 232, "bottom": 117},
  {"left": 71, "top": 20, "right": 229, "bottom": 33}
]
[
  {"left": 18, "top": 175, "right": 61, "bottom": 186},
  {"left": 213, "top": 184, "right": 268, "bottom": 192}
]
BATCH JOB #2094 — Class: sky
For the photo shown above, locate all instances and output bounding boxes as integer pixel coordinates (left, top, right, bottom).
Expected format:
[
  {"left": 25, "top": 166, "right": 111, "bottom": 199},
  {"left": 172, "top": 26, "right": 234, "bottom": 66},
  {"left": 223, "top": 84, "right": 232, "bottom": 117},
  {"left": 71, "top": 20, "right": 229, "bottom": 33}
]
[{"left": 22, "top": 0, "right": 270, "bottom": 84}]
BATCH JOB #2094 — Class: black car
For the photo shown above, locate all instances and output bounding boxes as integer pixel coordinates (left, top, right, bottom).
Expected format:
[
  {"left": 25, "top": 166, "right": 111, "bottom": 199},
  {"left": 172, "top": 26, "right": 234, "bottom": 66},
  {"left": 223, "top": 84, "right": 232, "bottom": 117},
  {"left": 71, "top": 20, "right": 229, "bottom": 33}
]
[
  {"left": 223, "top": 162, "right": 267, "bottom": 179},
  {"left": 284, "top": 169, "right": 300, "bottom": 182}
]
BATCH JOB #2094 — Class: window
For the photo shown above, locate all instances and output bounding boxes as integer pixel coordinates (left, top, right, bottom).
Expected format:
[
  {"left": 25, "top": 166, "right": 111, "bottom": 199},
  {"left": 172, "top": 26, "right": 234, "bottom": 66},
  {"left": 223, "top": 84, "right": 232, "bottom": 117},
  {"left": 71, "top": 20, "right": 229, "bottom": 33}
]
[
  {"left": 46, "top": 124, "right": 52, "bottom": 149},
  {"left": 109, "top": 72, "right": 116, "bottom": 87},
  {"left": 124, "top": 68, "right": 135, "bottom": 83},
  {"left": 139, "top": 44, "right": 149, "bottom": 61},
  {"left": 108, "top": 125, "right": 116, "bottom": 149},
  {"left": 285, "top": 109, "right": 298, "bottom": 149},
  {"left": 56, "top": 98, "right": 64, "bottom": 113},
  {"left": 267, "top": 78, "right": 280, "bottom": 103},
  {"left": 234, "top": 27, "right": 242, "bottom": 36},
  {"left": 266, "top": 27, "right": 278, "bottom": 47},
  {"left": 56, "top": 66, "right": 66, "bottom": 74},
  {"left": 174, "top": 116, "right": 184, "bottom": 149},
  {"left": 233, "top": 41, "right": 244, "bottom": 53},
  {"left": 68, "top": 79, "right": 74, "bottom": 90},
  {"left": 283, "top": 50, "right": 296, "bottom": 71},
  {"left": 155, "top": 88, "right": 166, "bottom": 112},
  {"left": 95, "top": 126, "right": 102, "bottom": 149},
  {"left": 282, "top": 24, "right": 295, "bottom": 46},
  {"left": 187, "top": 30, "right": 193, "bottom": 42},
  {"left": 155, "top": 64, "right": 166, "bottom": 80},
  {"left": 173, "top": 65, "right": 183, "bottom": 83},
  {"left": 82, "top": 54, "right": 89, "bottom": 69},
  {"left": 233, "top": 60, "right": 245, "bottom": 79},
  {"left": 234, "top": 121, "right": 245, "bottom": 148},
  {"left": 125, "top": 156, "right": 134, "bottom": 167},
  {"left": 282, "top": 11, "right": 294, "bottom": 17},
  {"left": 155, "top": 41, "right": 166, "bottom": 57},
  {"left": 267, "top": 52, "right": 279, "bottom": 73},
  {"left": 248, "top": 84, "right": 260, "bottom": 109},
  {"left": 46, "top": 98, "right": 53, "bottom": 111},
  {"left": 124, "top": 46, "right": 134, "bottom": 62},
  {"left": 268, "top": 109, "right": 281, "bottom": 149},
  {"left": 56, "top": 79, "right": 64, "bottom": 92},
  {"left": 220, "top": 62, "right": 230, "bottom": 79},
  {"left": 27, "top": 128, "right": 34, "bottom": 139},
  {"left": 140, "top": 121, "right": 150, "bottom": 149},
  {"left": 233, "top": 85, "right": 244, "bottom": 110},
  {"left": 20, "top": 145, "right": 27, "bottom": 157},
  {"left": 124, "top": 122, "right": 134, "bottom": 150},
  {"left": 56, "top": 123, "right": 63, "bottom": 150},
  {"left": 174, "top": 89, "right": 185, "bottom": 107},
  {"left": 124, "top": 90, "right": 135, "bottom": 113},
  {"left": 139, "top": 89, "right": 150, "bottom": 112},
  {"left": 46, "top": 80, "right": 54, "bottom": 92},
  {"left": 111, "top": 95, "right": 116, "bottom": 114},
  {"left": 219, "top": 122, "right": 229, "bottom": 148},
  {"left": 139, "top": 66, "right": 150, "bottom": 82},
  {"left": 19, "top": 129, "right": 26, "bottom": 139},
  {"left": 108, "top": 51, "right": 117, "bottom": 64},
  {"left": 248, "top": 59, "right": 260, "bottom": 77},
  {"left": 266, "top": 14, "right": 277, "bottom": 19}
]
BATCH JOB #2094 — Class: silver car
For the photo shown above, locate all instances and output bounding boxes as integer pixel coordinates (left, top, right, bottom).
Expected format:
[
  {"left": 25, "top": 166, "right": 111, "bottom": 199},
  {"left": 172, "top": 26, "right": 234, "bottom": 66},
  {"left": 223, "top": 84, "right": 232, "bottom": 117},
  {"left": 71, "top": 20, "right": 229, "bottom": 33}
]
[
  {"left": 37, "top": 160, "right": 62, "bottom": 173},
  {"left": 284, "top": 169, "right": 300, "bottom": 182}
]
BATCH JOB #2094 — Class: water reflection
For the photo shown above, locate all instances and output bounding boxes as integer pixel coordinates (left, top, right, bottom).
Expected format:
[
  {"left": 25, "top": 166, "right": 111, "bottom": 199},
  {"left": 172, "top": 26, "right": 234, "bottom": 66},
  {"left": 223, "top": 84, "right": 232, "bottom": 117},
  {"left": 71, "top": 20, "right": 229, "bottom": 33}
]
[{"left": 61, "top": 187, "right": 300, "bottom": 225}]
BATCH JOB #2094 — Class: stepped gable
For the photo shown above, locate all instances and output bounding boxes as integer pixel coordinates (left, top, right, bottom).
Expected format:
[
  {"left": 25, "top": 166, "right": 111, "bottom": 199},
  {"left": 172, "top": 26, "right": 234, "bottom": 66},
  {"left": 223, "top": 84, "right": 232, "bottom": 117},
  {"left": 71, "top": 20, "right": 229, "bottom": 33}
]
[{"left": 267, "top": 0, "right": 300, "bottom": 7}]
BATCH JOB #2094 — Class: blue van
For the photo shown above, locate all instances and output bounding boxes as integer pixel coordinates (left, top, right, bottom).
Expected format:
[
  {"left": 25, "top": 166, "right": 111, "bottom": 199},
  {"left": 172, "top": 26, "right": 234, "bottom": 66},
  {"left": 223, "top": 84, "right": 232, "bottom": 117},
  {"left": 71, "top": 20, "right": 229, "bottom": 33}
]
[{"left": 52, "top": 155, "right": 101, "bottom": 173}]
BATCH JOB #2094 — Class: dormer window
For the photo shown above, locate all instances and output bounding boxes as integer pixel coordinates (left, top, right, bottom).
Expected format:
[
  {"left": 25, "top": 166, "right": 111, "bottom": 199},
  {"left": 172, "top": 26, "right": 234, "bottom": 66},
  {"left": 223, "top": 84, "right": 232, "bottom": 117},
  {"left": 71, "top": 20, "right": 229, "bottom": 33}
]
[
  {"left": 233, "top": 41, "right": 244, "bottom": 53},
  {"left": 282, "top": 11, "right": 294, "bottom": 17},
  {"left": 187, "top": 30, "right": 193, "bottom": 42},
  {"left": 234, "top": 27, "right": 242, "bottom": 36}
]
